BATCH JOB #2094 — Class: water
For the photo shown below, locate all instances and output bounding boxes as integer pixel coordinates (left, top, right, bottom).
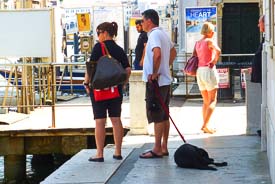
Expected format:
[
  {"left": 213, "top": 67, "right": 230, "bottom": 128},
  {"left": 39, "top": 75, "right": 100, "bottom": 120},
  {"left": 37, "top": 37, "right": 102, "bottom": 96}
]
[
  {"left": 0, "top": 156, "right": 3, "bottom": 183},
  {"left": 0, "top": 155, "right": 70, "bottom": 184}
]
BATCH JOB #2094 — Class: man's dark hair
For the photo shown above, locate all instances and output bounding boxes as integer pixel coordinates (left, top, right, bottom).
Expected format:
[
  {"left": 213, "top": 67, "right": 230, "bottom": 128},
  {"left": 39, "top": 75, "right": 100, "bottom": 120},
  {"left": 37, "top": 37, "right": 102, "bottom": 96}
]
[
  {"left": 142, "top": 9, "right": 159, "bottom": 26},
  {"left": 135, "top": 19, "right": 142, "bottom": 25}
]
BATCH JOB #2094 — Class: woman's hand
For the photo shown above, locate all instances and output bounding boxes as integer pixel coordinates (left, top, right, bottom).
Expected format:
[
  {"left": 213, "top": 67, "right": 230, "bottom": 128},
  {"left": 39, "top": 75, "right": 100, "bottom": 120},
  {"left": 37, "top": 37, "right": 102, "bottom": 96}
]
[
  {"left": 208, "top": 62, "right": 214, "bottom": 69},
  {"left": 83, "top": 82, "right": 90, "bottom": 95},
  {"left": 84, "top": 86, "right": 90, "bottom": 95}
]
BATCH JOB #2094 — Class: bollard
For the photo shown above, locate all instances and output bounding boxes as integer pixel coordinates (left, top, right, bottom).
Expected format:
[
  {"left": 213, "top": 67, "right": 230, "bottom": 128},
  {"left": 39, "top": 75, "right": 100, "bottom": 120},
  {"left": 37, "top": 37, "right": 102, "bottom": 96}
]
[{"left": 129, "top": 71, "right": 148, "bottom": 134}]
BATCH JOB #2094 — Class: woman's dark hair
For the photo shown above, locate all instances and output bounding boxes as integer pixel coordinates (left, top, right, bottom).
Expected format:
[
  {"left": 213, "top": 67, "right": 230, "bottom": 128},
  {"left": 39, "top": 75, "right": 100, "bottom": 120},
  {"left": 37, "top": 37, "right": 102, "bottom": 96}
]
[
  {"left": 96, "top": 22, "right": 118, "bottom": 37},
  {"left": 142, "top": 9, "right": 159, "bottom": 26}
]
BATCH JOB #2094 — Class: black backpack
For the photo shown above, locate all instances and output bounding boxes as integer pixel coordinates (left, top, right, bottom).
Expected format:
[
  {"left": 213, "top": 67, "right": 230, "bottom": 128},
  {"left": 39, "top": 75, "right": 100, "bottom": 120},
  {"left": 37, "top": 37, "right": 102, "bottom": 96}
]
[{"left": 174, "top": 143, "right": 228, "bottom": 171}]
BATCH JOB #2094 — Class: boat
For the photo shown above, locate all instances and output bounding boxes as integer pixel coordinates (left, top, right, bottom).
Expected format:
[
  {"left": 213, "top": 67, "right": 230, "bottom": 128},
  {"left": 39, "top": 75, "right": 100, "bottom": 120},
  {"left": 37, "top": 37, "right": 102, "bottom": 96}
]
[{"left": 0, "top": 65, "right": 86, "bottom": 94}]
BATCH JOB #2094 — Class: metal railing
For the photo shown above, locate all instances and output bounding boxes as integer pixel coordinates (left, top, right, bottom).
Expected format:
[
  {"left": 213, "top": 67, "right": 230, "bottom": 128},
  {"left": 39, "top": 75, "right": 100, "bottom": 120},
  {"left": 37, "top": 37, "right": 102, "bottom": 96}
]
[
  {"left": 0, "top": 52, "right": 135, "bottom": 128},
  {"left": 172, "top": 53, "right": 255, "bottom": 97},
  {"left": 0, "top": 59, "right": 89, "bottom": 128}
]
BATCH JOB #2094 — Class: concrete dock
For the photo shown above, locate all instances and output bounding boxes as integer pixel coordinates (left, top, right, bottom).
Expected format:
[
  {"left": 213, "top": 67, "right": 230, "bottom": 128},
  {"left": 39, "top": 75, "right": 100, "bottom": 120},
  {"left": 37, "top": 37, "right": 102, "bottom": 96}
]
[{"left": 41, "top": 98, "right": 272, "bottom": 184}]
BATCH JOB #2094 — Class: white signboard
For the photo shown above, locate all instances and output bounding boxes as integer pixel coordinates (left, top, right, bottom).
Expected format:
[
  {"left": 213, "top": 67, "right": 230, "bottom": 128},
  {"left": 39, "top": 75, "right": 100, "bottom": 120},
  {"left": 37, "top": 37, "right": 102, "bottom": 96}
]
[
  {"left": 0, "top": 9, "right": 52, "bottom": 57},
  {"left": 93, "top": 6, "right": 124, "bottom": 49},
  {"left": 129, "top": 17, "right": 141, "bottom": 50},
  {"left": 160, "top": 18, "right": 172, "bottom": 40},
  {"left": 185, "top": 6, "right": 217, "bottom": 53}
]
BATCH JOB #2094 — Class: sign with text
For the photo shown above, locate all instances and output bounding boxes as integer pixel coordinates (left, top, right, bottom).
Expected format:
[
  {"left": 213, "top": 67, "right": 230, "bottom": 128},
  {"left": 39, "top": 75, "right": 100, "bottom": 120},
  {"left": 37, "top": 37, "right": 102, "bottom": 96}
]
[
  {"left": 63, "top": 8, "right": 92, "bottom": 34},
  {"left": 217, "top": 68, "right": 230, "bottom": 88},
  {"left": 160, "top": 18, "right": 172, "bottom": 40},
  {"left": 185, "top": 6, "right": 217, "bottom": 53},
  {"left": 129, "top": 17, "right": 141, "bottom": 50},
  {"left": 93, "top": 6, "right": 124, "bottom": 49}
]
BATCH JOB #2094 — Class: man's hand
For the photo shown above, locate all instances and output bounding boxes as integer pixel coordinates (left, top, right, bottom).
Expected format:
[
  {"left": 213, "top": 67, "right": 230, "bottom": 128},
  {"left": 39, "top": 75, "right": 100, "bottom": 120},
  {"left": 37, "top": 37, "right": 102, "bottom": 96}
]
[{"left": 148, "top": 73, "right": 159, "bottom": 82}]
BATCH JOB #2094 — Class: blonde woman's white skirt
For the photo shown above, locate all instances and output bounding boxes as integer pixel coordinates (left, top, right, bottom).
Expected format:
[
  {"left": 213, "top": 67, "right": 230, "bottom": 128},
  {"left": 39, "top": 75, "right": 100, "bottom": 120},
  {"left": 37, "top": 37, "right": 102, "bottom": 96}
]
[{"left": 196, "top": 66, "right": 219, "bottom": 91}]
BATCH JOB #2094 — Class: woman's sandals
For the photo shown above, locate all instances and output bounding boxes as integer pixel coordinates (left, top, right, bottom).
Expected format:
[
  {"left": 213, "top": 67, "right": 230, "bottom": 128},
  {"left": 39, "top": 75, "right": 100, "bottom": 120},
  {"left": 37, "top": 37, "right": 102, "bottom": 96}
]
[{"left": 201, "top": 127, "right": 216, "bottom": 134}]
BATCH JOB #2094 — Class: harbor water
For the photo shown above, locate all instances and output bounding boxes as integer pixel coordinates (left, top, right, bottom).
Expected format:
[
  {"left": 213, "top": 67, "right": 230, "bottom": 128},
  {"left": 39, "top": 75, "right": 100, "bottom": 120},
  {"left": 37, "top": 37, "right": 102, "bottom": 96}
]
[
  {"left": 0, "top": 155, "right": 70, "bottom": 183},
  {"left": 0, "top": 157, "right": 3, "bottom": 183}
]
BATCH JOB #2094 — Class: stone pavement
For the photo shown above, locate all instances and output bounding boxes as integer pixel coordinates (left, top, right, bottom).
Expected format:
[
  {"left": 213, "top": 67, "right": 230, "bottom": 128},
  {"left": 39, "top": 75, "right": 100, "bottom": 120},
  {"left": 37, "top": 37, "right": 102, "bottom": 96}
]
[
  {"left": 42, "top": 98, "right": 272, "bottom": 184},
  {"left": 109, "top": 135, "right": 271, "bottom": 184},
  {"left": 110, "top": 98, "right": 271, "bottom": 184}
]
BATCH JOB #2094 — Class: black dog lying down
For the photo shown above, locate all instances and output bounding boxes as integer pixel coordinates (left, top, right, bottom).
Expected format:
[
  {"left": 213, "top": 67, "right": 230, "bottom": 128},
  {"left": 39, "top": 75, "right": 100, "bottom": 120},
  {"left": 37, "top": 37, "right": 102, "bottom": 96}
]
[{"left": 174, "top": 143, "right": 228, "bottom": 171}]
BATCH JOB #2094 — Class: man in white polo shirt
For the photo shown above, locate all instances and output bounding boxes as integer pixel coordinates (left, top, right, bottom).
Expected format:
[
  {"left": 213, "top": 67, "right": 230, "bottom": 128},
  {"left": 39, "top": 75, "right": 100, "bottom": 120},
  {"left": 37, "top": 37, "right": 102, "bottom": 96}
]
[{"left": 140, "top": 9, "right": 177, "bottom": 159}]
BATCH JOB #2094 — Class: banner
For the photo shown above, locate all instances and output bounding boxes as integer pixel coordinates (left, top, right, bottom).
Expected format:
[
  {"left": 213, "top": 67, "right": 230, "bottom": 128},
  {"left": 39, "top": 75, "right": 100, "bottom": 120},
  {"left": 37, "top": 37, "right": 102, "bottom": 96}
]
[
  {"left": 63, "top": 8, "right": 92, "bottom": 34},
  {"left": 217, "top": 68, "right": 230, "bottom": 88},
  {"left": 77, "top": 13, "right": 91, "bottom": 32},
  {"left": 185, "top": 6, "right": 217, "bottom": 53}
]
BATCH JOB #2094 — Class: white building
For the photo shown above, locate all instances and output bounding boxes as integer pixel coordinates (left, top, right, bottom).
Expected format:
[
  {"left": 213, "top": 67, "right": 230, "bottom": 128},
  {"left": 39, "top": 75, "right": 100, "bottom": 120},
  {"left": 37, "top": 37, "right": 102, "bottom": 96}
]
[
  {"left": 177, "top": 0, "right": 274, "bottom": 183},
  {"left": 262, "top": 0, "right": 275, "bottom": 183}
]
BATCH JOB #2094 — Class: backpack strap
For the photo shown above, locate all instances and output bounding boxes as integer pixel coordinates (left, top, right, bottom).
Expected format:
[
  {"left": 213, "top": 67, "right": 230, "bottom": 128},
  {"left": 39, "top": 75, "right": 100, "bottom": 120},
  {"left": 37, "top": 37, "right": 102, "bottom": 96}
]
[
  {"left": 100, "top": 42, "right": 106, "bottom": 56},
  {"left": 99, "top": 42, "right": 111, "bottom": 57}
]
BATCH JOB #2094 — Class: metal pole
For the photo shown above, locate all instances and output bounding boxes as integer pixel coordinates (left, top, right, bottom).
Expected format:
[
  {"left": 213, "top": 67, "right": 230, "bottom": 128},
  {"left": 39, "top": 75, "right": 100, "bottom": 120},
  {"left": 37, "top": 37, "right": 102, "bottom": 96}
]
[{"left": 50, "top": 64, "right": 56, "bottom": 128}]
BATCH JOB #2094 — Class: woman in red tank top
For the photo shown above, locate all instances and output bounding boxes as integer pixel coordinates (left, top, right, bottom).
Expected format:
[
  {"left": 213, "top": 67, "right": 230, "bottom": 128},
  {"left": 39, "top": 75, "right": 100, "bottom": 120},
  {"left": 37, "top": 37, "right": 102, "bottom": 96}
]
[{"left": 194, "top": 22, "right": 221, "bottom": 134}]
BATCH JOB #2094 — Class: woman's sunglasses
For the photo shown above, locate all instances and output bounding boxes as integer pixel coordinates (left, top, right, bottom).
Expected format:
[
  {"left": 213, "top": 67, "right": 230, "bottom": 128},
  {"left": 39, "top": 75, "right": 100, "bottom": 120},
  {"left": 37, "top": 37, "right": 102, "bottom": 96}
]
[{"left": 97, "top": 30, "right": 104, "bottom": 36}]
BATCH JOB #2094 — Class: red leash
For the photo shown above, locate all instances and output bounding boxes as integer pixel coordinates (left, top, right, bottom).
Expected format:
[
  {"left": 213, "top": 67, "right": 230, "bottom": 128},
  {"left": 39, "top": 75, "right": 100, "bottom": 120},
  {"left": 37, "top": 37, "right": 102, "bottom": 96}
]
[{"left": 152, "top": 81, "right": 187, "bottom": 143}]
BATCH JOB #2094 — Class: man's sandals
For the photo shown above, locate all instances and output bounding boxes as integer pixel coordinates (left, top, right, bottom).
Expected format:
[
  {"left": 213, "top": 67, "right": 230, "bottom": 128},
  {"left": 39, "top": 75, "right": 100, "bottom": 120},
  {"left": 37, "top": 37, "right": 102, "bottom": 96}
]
[{"left": 139, "top": 150, "right": 163, "bottom": 159}]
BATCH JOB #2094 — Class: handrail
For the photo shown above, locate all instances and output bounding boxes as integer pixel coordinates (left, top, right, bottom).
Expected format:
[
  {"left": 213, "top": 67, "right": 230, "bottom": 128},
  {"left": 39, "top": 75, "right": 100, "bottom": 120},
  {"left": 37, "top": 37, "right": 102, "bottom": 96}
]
[
  {"left": 175, "top": 53, "right": 255, "bottom": 57},
  {"left": 0, "top": 57, "right": 18, "bottom": 63},
  {"left": 220, "top": 53, "right": 255, "bottom": 57},
  {"left": 0, "top": 62, "right": 86, "bottom": 67},
  {"left": 171, "top": 52, "right": 255, "bottom": 97}
]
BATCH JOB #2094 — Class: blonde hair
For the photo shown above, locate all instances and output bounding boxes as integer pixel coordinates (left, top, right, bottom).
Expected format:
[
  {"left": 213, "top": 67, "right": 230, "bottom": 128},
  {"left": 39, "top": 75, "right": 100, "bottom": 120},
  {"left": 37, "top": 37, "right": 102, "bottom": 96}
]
[{"left": 200, "top": 22, "right": 215, "bottom": 35}]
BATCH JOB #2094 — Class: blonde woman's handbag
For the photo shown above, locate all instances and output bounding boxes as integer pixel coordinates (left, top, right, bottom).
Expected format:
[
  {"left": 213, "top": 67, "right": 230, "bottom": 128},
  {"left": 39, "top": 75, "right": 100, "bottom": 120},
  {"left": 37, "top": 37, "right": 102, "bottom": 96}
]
[
  {"left": 92, "top": 42, "right": 127, "bottom": 89},
  {"left": 183, "top": 56, "right": 198, "bottom": 76},
  {"left": 183, "top": 42, "right": 198, "bottom": 76}
]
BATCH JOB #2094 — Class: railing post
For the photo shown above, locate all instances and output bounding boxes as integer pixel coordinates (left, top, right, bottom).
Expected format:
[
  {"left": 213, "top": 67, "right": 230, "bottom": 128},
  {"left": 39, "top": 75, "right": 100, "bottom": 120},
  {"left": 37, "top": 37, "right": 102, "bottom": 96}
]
[{"left": 50, "top": 64, "right": 56, "bottom": 128}]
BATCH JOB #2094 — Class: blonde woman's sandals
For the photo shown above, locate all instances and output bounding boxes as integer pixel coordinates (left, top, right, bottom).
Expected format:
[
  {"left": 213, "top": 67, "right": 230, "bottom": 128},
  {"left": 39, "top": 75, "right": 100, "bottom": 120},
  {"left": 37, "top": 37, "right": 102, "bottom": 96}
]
[{"left": 201, "top": 127, "right": 216, "bottom": 134}]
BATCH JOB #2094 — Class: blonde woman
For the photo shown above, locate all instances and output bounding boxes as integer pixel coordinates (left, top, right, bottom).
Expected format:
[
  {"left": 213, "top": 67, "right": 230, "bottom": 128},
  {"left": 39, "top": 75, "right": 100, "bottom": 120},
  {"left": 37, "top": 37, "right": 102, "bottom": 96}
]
[{"left": 195, "top": 22, "right": 221, "bottom": 134}]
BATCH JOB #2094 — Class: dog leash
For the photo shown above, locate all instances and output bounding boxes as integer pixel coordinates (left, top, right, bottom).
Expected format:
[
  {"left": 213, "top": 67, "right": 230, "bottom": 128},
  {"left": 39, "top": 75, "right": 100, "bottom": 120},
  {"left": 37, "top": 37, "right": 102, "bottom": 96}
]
[{"left": 152, "top": 80, "right": 187, "bottom": 143}]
